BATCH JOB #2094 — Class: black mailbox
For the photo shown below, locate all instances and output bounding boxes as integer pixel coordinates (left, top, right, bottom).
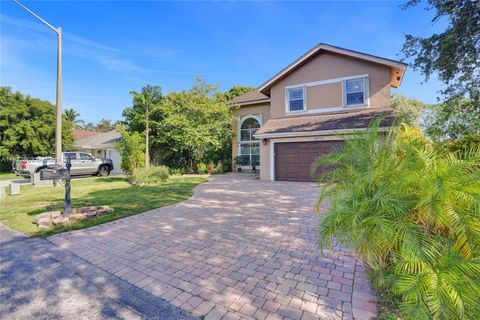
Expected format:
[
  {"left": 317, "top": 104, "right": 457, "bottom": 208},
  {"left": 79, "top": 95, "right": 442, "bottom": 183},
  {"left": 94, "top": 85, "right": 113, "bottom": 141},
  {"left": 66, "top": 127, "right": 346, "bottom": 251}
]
[{"left": 40, "top": 168, "right": 69, "bottom": 180}]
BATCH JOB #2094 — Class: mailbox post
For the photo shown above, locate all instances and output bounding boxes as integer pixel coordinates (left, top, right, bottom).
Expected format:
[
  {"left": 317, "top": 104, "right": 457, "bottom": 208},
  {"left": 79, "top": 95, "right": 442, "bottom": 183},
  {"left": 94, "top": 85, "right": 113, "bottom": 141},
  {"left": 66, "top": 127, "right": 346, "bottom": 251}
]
[
  {"left": 64, "top": 157, "right": 72, "bottom": 216},
  {"left": 40, "top": 160, "right": 72, "bottom": 216}
]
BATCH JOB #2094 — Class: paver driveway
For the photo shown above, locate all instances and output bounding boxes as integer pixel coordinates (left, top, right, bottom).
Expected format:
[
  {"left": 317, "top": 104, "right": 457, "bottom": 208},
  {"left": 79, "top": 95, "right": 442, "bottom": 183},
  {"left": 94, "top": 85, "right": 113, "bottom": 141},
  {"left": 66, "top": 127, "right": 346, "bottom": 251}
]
[{"left": 49, "top": 174, "right": 377, "bottom": 320}]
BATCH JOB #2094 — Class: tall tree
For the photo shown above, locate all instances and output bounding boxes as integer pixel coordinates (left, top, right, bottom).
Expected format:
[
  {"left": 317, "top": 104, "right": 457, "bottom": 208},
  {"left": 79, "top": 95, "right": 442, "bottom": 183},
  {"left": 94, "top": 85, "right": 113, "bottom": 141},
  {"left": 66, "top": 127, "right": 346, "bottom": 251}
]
[
  {"left": 64, "top": 108, "right": 84, "bottom": 129},
  {"left": 124, "top": 85, "right": 163, "bottom": 167},
  {"left": 424, "top": 98, "right": 480, "bottom": 140},
  {"left": 218, "top": 86, "right": 255, "bottom": 102},
  {"left": 0, "top": 87, "right": 74, "bottom": 158},
  {"left": 83, "top": 122, "right": 96, "bottom": 131},
  {"left": 401, "top": 0, "right": 480, "bottom": 103},
  {"left": 94, "top": 118, "right": 116, "bottom": 132},
  {"left": 391, "top": 93, "right": 429, "bottom": 126}
]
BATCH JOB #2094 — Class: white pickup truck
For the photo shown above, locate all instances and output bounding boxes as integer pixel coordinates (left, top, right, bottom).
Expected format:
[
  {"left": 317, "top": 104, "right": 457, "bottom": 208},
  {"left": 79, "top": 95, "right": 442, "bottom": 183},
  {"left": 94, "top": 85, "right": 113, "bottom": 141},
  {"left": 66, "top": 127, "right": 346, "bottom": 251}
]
[{"left": 14, "top": 152, "right": 114, "bottom": 177}]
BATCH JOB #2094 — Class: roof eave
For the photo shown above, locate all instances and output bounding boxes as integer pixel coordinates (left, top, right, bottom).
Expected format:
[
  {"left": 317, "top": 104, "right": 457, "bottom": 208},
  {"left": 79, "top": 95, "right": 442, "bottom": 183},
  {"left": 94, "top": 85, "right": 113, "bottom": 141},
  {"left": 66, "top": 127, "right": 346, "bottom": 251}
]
[
  {"left": 228, "top": 98, "right": 271, "bottom": 107},
  {"left": 254, "top": 127, "right": 391, "bottom": 139}
]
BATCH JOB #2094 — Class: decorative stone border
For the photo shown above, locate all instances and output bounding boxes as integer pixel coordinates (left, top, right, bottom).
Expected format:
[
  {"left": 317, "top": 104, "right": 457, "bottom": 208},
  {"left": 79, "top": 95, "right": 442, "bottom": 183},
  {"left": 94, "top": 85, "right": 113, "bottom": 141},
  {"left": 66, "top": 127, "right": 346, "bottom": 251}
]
[{"left": 34, "top": 206, "right": 114, "bottom": 229}]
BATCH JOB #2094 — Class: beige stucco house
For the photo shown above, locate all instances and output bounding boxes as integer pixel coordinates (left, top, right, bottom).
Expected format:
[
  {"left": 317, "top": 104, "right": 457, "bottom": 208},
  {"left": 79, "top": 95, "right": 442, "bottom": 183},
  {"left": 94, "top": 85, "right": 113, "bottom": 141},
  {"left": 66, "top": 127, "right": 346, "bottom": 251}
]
[{"left": 231, "top": 43, "right": 407, "bottom": 182}]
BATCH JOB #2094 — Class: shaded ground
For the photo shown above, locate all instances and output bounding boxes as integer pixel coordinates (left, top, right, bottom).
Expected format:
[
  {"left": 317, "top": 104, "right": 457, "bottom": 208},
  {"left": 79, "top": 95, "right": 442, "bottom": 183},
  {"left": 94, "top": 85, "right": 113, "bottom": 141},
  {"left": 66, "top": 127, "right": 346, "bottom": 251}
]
[
  {"left": 0, "top": 224, "right": 195, "bottom": 320},
  {"left": 50, "top": 174, "right": 377, "bottom": 320}
]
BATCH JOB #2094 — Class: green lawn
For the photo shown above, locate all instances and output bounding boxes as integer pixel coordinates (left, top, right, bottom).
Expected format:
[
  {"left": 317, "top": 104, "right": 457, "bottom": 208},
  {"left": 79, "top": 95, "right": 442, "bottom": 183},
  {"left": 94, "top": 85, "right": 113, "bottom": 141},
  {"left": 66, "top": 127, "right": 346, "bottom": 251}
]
[
  {"left": 0, "top": 175, "right": 207, "bottom": 237},
  {"left": 0, "top": 172, "right": 19, "bottom": 181}
]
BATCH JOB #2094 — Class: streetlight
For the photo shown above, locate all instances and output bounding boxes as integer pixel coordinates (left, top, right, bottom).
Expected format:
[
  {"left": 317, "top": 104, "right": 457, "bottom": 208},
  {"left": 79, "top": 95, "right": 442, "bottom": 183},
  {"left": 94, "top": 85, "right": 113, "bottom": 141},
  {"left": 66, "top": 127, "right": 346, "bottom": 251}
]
[{"left": 13, "top": 0, "right": 62, "bottom": 169}]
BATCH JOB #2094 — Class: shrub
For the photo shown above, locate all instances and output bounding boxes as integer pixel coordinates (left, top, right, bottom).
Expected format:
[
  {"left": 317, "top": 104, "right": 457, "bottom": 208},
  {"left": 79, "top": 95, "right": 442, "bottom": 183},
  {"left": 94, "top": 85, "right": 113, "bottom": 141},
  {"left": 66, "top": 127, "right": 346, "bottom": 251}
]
[
  {"left": 314, "top": 121, "right": 480, "bottom": 320},
  {"left": 205, "top": 162, "right": 223, "bottom": 174},
  {"left": 168, "top": 167, "right": 185, "bottom": 175},
  {"left": 131, "top": 165, "right": 169, "bottom": 185},
  {"left": 114, "top": 128, "right": 145, "bottom": 175},
  {"left": 221, "top": 159, "right": 231, "bottom": 172},
  {"left": 206, "top": 162, "right": 215, "bottom": 174},
  {"left": 213, "top": 161, "right": 223, "bottom": 174},
  {"left": 197, "top": 162, "right": 207, "bottom": 174}
]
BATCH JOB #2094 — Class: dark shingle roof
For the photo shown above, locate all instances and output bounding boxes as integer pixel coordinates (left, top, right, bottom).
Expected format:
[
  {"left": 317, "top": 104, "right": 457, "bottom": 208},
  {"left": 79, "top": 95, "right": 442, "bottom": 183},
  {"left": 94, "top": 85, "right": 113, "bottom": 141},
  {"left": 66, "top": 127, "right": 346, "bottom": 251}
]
[
  {"left": 254, "top": 108, "right": 395, "bottom": 137},
  {"left": 229, "top": 91, "right": 270, "bottom": 105}
]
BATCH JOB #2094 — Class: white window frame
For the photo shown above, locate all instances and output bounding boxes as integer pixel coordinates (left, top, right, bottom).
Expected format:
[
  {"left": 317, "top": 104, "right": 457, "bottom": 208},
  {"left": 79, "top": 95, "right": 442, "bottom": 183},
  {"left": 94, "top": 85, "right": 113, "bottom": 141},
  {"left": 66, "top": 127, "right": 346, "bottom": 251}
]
[
  {"left": 343, "top": 77, "right": 369, "bottom": 108},
  {"left": 285, "top": 86, "right": 307, "bottom": 113}
]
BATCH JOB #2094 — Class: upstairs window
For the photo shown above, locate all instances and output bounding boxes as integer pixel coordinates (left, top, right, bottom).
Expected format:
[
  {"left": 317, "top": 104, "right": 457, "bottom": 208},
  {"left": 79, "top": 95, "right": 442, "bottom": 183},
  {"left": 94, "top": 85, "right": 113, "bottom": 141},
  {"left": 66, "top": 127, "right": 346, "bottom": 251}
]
[
  {"left": 345, "top": 78, "right": 366, "bottom": 106},
  {"left": 287, "top": 87, "right": 305, "bottom": 112}
]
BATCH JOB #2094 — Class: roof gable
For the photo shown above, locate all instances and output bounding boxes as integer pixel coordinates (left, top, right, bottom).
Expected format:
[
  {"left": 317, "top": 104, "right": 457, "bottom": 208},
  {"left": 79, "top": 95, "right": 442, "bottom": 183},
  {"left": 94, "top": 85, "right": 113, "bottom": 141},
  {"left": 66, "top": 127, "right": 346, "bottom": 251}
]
[{"left": 258, "top": 43, "right": 407, "bottom": 94}]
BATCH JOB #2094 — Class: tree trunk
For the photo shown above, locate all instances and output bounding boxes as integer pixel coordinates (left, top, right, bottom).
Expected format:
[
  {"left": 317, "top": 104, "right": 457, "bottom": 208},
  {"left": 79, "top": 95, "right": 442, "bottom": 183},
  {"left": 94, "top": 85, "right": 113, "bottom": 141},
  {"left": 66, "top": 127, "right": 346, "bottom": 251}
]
[{"left": 145, "top": 107, "right": 150, "bottom": 167}]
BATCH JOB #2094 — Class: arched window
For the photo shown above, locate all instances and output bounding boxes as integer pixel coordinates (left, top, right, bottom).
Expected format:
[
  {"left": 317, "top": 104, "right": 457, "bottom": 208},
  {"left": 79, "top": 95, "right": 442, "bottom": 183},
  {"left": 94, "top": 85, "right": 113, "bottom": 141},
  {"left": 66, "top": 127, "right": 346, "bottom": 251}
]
[
  {"left": 239, "top": 117, "right": 261, "bottom": 167},
  {"left": 240, "top": 117, "right": 260, "bottom": 142}
]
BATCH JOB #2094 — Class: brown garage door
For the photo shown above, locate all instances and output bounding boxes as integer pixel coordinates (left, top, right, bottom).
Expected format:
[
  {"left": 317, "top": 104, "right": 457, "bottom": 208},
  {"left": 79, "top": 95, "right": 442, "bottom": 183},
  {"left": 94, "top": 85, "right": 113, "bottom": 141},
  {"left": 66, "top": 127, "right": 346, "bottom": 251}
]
[{"left": 274, "top": 141, "right": 341, "bottom": 182}]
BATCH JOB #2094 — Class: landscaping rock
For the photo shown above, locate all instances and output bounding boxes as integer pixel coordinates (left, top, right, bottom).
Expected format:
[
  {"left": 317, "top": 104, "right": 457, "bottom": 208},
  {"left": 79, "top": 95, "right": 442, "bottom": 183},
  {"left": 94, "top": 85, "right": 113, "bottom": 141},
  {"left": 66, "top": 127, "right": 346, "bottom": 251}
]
[
  {"left": 96, "top": 208, "right": 108, "bottom": 216},
  {"left": 52, "top": 216, "right": 71, "bottom": 227},
  {"left": 35, "top": 205, "right": 112, "bottom": 229},
  {"left": 50, "top": 211, "right": 62, "bottom": 219},
  {"left": 34, "top": 212, "right": 51, "bottom": 224},
  {"left": 99, "top": 205, "right": 114, "bottom": 213},
  {"left": 34, "top": 211, "right": 62, "bottom": 223},
  {"left": 37, "top": 217, "right": 53, "bottom": 228},
  {"left": 69, "top": 213, "right": 87, "bottom": 222},
  {"left": 84, "top": 211, "right": 97, "bottom": 218}
]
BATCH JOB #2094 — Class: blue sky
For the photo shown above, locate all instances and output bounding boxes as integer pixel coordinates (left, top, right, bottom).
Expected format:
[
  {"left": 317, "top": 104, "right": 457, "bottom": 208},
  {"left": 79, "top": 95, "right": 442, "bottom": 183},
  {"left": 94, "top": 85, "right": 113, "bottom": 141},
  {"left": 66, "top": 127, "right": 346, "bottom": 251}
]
[{"left": 1, "top": 0, "right": 445, "bottom": 123}]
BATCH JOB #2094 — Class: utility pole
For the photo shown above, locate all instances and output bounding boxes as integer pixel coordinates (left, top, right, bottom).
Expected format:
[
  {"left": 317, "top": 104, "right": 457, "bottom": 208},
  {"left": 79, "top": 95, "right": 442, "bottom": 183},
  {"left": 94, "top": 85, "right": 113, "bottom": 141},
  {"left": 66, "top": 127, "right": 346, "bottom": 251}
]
[
  {"left": 14, "top": 0, "right": 63, "bottom": 168},
  {"left": 145, "top": 105, "right": 150, "bottom": 167}
]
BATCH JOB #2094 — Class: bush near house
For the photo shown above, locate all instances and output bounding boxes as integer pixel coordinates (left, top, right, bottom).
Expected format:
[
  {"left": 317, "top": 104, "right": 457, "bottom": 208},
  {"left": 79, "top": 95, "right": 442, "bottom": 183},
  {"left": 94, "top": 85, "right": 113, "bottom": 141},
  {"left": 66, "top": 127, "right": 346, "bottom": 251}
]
[
  {"left": 114, "top": 127, "right": 145, "bottom": 175},
  {"left": 131, "top": 165, "right": 170, "bottom": 185},
  {"left": 314, "top": 121, "right": 480, "bottom": 320}
]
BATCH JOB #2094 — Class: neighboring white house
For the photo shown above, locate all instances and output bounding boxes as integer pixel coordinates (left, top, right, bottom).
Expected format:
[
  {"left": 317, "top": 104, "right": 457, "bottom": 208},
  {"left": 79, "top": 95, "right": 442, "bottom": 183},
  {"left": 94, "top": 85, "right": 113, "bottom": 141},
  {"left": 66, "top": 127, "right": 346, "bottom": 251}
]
[{"left": 72, "top": 130, "right": 123, "bottom": 174}]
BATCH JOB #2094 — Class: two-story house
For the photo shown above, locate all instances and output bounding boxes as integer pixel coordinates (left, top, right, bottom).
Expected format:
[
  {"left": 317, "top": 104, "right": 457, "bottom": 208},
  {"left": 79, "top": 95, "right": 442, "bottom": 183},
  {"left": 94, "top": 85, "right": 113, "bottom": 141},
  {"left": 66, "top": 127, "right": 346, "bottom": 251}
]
[{"left": 231, "top": 43, "right": 407, "bottom": 182}]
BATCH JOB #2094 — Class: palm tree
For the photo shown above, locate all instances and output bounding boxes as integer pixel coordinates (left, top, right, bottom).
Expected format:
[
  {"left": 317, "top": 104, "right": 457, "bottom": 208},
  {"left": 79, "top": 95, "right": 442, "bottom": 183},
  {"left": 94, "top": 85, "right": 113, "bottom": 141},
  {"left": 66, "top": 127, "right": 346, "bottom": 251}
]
[
  {"left": 129, "top": 85, "right": 163, "bottom": 167},
  {"left": 64, "top": 108, "right": 84, "bottom": 129},
  {"left": 314, "top": 121, "right": 480, "bottom": 319}
]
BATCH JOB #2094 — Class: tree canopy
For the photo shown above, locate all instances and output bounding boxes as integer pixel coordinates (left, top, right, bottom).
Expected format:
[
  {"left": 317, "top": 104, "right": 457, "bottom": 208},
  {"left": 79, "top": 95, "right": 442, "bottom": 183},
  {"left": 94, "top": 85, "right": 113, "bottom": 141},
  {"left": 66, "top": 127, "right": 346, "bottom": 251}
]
[
  {"left": 122, "top": 79, "right": 235, "bottom": 172},
  {"left": 424, "top": 98, "right": 480, "bottom": 140},
  {"left": 82, "top": 119, "right": 118, "bottom": 132},
  {"left": 0, "top": 87, "right": 74, "bottom": 159},
  {"left": 217, "top": 86, "right": 255, "bottom": 102},
  {"left": 64, "top": 108, "right": 84, "bottom": 129},
  {"left": 401, "top": 0, "right": 480, "bottom": 103},
  {"left": 391, "top": 93, "right": 430, "bottom": 127}
]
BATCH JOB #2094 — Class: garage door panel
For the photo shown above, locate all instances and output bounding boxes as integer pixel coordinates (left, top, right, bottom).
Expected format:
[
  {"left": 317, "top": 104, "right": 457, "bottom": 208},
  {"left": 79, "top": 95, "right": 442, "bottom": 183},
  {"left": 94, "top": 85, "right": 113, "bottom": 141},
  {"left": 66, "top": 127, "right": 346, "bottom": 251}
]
[{"left": 274, "top": 141, "right": 341, "bottom": 182}]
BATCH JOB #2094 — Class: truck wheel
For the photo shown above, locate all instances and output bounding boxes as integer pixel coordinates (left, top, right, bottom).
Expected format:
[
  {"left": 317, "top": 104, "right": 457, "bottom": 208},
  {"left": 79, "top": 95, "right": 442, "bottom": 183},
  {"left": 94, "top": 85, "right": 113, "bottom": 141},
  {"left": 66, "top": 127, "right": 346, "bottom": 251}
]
[{"left": 98, "top": 165, "right": 110, "bottom": 177}]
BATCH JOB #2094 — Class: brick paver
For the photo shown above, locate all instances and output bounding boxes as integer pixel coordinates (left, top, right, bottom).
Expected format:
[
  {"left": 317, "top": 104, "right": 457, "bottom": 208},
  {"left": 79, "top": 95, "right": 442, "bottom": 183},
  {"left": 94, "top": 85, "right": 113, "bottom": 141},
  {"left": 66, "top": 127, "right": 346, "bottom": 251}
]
[{"left": 49, "top": 174, "right": 377, "bottom": 319}]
